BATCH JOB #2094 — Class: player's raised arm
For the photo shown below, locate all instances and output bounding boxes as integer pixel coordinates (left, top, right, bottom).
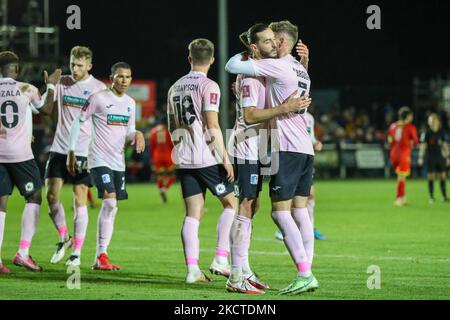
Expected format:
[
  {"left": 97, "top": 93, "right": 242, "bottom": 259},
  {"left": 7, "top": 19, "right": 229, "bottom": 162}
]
[
  {"left": 225, "top": 53, "right": 258, "bottom": 77},
  {"left": 36, "top": 68, "right": 62, "bottom": 115}
]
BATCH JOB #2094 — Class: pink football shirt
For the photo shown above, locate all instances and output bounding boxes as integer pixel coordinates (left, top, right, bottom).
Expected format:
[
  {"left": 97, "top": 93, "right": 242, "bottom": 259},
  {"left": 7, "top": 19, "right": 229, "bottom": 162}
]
[
  {"left": 167, "top": 71, "right": 222, "bottom": 169},
  {"left": 228, "top": 74, "right": 267, "bottom": 161},
  {"left": 0, "top": 78, "right": 41, "bottom": 163},
  {"left": 80, "top": 89, "right": 136, "bottom": 171},
  {"left": 51, "top": 75, "right": 106, "bottom": 157},
  {"left": 251, "top": 55, "right": 314, "bottom": 155}
]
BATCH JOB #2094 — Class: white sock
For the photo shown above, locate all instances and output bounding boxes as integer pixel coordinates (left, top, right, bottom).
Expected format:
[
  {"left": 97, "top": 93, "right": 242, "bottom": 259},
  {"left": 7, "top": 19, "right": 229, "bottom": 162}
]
[
  {"left": 230, "top": 266, "right": 242, "bottom": 283},
  {"left": 187, "top": 264, "right": 200, "bottom": 273},
  {"left": 216, "top": 255, "right": 228, "bottom": 265}
]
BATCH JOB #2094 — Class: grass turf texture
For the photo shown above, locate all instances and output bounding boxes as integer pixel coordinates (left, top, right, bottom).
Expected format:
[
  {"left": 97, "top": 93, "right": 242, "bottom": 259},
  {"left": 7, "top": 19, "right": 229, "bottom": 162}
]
[{"left": 0, "top": 179, "right": 449, "bottom": 300}]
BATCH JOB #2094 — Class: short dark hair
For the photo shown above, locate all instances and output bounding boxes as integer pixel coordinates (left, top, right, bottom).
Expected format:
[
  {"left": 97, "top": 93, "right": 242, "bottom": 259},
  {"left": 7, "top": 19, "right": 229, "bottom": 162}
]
[
  {"left": 247, "top": 23, "right": 270, "bottom": 45},
  {"left": 0, "top": 51, "right": 19, "bottom": 68},
  {"left": 111, "top": 61, "right": 131, "bottom": 76},
  {"left": 398, "top": 106, "right": 413, "bottom": 121},
  {"left": 188, "top": 38, "right": 214, "bottom": 65},
  {"left": 269, "top": 20, "right": 299, "bottom": 47}
]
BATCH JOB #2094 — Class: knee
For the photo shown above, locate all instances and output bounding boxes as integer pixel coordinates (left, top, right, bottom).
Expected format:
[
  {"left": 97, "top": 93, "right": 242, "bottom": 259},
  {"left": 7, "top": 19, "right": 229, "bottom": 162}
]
[
  {"left": 46, "top": 190, "right": 59, "bottom": 206},
  {"left": 27, "top": 191, "right": 42, "bottom": 205},
  {"left": 222, "top": 195, "right": 237, "bottom": 211},
  {"left": 102, "top": 198, "right": 117, "bottom": 212}
]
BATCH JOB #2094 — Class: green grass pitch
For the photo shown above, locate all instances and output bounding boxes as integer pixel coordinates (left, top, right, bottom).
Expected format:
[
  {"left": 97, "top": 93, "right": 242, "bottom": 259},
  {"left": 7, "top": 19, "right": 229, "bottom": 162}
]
[{"left": 0, "top": 179, "right": 449, "bottom": 300}]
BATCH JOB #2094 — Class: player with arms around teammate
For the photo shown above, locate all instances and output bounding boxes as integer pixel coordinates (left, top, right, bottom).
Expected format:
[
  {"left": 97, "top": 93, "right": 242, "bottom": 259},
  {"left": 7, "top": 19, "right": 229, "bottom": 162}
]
[
  {"left": 0, "top": 51, "right": 61, "bottom": 273},
  {"left": 418, "top": 113, "right": 449, "bottom": 203},
  {"left": 44, "top": 46, "right": 106, "bottom": 266},
  {"left": 226, "top": 21, "right": 318, "bottom": 295},
  {"left": 149, "top": 115, "right": 175, "bottom": 203},
  {"left": 388, "top": 106, "right": 419, "bottom": 206},
  {"left": 227, "top": 24, "right": 310, "bottom": 294},
  {"left": 67, "top": 62, "right": 145, "bottom": 270},
  {"left": 168, "top": 39, "right": 237, "bottom": 283}
]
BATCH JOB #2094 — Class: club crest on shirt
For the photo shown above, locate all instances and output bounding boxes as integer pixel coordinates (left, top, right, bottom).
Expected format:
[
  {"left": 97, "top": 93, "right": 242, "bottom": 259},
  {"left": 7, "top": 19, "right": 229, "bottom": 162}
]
[
  {"left": 83, "top": 90, "right": 91, "bottom": 96},
  {"left": 210, "top": 93, "right": 218, "bottom": 105}
]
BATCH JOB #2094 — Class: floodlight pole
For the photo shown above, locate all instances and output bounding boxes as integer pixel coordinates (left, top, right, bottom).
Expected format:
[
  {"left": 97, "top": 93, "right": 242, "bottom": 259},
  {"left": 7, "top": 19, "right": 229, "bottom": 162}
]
[{"left": 218, "top": 0, "right": 230, "bottom": 134}]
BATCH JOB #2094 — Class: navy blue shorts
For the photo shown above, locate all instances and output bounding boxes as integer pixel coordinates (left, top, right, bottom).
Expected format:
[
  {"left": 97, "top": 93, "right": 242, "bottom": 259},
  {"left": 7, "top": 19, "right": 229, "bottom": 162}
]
[
  {"left": 231, "top": 157, "right": 263, "bottom": 199},
  {"left": 90, "top": 167, "right": 128, "bottom": 200},
  {"left": 269, "top": 152, "right": 314, "bottom": 200},
  {"left": 0, "top": 160, "right": 42, "bottom": 198},
  {"left": 177, "top": 165, "right": 235, "bottom": 198},
  {"left": 45, "top": 152, "right": 92, "bottom": 186}
]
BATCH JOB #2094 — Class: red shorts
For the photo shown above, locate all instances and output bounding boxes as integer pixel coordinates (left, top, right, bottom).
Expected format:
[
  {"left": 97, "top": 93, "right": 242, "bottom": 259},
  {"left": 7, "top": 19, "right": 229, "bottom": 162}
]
[
  {"left": 152, "top": 156, "right": 174, "bottom": 172},
  {"left": 390, "top": 157, "right": 411, "bottom": 176}
]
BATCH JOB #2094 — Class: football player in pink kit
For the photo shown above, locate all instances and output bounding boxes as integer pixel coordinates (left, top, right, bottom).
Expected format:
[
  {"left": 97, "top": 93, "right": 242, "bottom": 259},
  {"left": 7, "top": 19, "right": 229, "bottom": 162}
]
[
  {"left": 43, "top": 46, "right": 106, "bottom": 266},
  {"left": 67, "top": 62, "right": 145, "bottom": 270},
  {"left": 227, "top": 25, "right": 311, "bottom": 294},
  {"left": 0, "top": 51, "right": 61, "bottom": 273},
  {"left": 167, "top": 39, "right": 237, "bottom": 284},
  {"left": 226, "top": 20, "right": 318, "bottom": 295}
]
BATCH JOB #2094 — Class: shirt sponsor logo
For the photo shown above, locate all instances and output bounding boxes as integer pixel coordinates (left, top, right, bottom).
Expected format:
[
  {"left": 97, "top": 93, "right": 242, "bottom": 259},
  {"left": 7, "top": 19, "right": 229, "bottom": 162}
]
[
  {"left": 101, "top": 174, "right": 111, "bottom": 184},
  {"left": 107, "top": 114, "right": 129, "bottom": 126},
  {"left": 63, "top": 95, "right": 87, "bottom": 109},
  {"left": 250, "top": 174, "right": 258, "bottom": 185},
  {"left": 242, "top": 85, "right": 250, "bottom": 98},
  {"left": 210, "top": 93, "right": 218, "bottom": 105}
]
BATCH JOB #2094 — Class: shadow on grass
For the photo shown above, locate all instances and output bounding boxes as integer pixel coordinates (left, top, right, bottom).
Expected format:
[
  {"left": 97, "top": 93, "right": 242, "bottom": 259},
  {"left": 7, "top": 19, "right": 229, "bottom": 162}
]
[{"left": 2, "top": 267, "right": 230, "bottom": 293}]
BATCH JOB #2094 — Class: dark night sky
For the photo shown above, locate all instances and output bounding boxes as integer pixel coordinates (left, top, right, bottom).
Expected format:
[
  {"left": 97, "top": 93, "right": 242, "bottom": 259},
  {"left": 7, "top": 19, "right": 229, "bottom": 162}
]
[{"left": 9, "top": 0, "right": 450, "bottom": 90}]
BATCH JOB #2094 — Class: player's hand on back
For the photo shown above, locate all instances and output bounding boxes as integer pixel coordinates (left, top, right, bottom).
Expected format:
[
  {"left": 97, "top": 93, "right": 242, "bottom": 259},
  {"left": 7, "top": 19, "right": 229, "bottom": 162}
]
[
  {"left": 44, "top": 68, "right": 62, "bottom": 86},
  {"left": 283, "top": 91, "right": 312, "bottom": 113},
  {"left": 66, "top": 151, "right": 79, "bottom": 176},
  {"left": 132, "top": 131, "right": 145, "bottom": 154}
]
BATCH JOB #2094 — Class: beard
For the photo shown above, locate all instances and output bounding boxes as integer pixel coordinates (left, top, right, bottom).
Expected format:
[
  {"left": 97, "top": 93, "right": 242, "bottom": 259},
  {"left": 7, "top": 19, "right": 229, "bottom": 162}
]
[{"left": 259, "top": 48, "right": 278, "bottom": 59}]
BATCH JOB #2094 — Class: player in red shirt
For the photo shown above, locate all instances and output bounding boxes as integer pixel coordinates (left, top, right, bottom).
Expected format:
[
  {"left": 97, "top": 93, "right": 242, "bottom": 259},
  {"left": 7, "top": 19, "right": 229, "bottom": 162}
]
[
  {"left": 149, "top": 116, "right": 175, "bottom": 202},
  {"left": 388, "top": 106, "right": 419, "bottom": 206}
]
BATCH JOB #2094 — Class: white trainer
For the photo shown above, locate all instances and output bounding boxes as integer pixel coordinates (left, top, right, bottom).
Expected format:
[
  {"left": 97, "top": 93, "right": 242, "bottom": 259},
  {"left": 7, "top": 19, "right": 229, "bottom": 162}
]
[
  {"left": 65, "top": 254, "right": 81, "bottom": 267},
  {"left": 50, "top": 236, "right": 72, "bottom": 264},
  {"left": 209, "top": 259, "right": 230, "bottom": 278},
  {"left": 186, "top": 270, "right": 213, "bottom": 284}
]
